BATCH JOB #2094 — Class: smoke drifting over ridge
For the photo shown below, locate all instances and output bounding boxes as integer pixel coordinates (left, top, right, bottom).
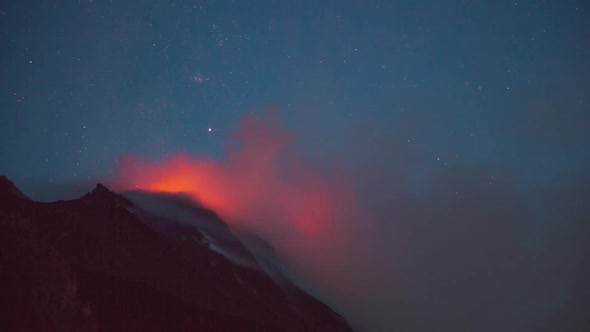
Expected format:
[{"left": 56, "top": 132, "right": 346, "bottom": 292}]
[
  {"left": 110, "top": 110, "right": 590, "bottom": 332},
  {"left": 110, "top": 111, "right": 365, "bottom": 304}
]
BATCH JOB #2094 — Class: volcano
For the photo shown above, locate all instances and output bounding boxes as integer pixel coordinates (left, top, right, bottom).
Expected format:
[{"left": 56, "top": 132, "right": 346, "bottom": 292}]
[{"left": 0, "top": 175, "right": 352, "bottom": 332}]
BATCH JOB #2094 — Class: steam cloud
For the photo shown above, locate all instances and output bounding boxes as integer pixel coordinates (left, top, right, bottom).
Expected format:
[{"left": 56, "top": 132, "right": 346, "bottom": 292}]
[
  {"left": 111, "top": 110, "right": 590, "bottom": 332},
  {"left": 110, "top": 111, "right": 364, "bottom": 302}
]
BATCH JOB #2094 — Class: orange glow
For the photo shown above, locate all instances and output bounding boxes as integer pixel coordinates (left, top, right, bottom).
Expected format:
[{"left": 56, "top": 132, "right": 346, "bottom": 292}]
[{"left": 111, "top": 112, "right": 359, "bottom": 242}]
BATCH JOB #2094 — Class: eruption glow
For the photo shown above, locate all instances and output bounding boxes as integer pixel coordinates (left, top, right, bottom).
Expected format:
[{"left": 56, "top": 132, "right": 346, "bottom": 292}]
[
  {"left": 110, "top": 111, "right": 369, "bottom": 328},
  {"left": 111, "top": 112, "right": 359, "bottom": 243}
]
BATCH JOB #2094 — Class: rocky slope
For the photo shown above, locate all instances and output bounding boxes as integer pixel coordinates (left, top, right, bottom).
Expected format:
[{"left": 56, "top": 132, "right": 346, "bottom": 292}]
[{"left": 0, "top": 176, "right": 352, "bottom": 332}]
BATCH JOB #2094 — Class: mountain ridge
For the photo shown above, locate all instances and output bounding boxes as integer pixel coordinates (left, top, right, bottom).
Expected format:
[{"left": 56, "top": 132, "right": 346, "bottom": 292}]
[{"left": 0, "top": 175, "right": 352, "bottom": 332}]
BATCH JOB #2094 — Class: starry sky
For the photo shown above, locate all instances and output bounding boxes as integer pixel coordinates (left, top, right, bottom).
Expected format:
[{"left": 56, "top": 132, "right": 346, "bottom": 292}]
[{"left": 1, "top": 1, "right": 589, "bottom": 331}]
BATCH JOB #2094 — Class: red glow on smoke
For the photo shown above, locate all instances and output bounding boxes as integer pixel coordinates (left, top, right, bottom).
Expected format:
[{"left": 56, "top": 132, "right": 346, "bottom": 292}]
[{"left": 111, "top": 112, "right": 358, "bottom": 241}]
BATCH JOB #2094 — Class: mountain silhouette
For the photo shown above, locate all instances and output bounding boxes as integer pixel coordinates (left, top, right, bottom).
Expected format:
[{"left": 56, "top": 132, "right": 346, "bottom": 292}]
[{"left": 0, "top": 176, "right": 352, "bottom": 332}]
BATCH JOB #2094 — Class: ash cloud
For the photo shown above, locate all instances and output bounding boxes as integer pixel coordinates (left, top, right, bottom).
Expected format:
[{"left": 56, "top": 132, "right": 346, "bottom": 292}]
[{"left": 110, "top": 109, "right": 590, "bottom": 332}]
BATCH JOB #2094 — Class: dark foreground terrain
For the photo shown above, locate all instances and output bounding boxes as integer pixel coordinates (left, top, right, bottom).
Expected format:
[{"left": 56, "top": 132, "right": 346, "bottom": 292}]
[{"left": 0, "top": 176, "right": 352, "bottom": 332}]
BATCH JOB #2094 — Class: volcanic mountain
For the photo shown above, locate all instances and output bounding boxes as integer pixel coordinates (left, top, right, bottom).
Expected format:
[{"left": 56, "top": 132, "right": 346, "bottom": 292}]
[{"left": 0, "top": 175, "right": 352, "bottom": 332}]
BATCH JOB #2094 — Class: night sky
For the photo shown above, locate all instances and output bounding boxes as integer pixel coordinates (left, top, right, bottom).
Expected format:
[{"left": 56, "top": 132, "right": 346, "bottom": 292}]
[{"left": 1, "top": 1, "right": 589, "bottom": 331}]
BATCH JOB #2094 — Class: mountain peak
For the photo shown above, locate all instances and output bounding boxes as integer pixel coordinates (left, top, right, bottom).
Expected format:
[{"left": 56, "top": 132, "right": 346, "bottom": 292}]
[
  {"left": 92, "top": 183, "right": 111, "bottom": 195},
  {"left": 0, "top": 175, "right": 12, "bottom": 187},
  {"left": 83, "top": 182, "right": 132, "bottom": 207},
  {"left": 0, "top": 175, "right": 29, "bottom": 199}
]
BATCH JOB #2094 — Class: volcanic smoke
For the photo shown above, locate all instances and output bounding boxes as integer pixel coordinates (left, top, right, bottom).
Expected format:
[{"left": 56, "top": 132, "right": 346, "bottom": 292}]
[{"left": 110, "top": 111, "right": 361, "bottom": 285}]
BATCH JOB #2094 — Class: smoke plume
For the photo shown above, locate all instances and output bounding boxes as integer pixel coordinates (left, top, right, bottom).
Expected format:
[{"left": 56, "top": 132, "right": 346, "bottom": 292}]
[{"left": 111, "top": 109, "right": 590, "bottom": 332}]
